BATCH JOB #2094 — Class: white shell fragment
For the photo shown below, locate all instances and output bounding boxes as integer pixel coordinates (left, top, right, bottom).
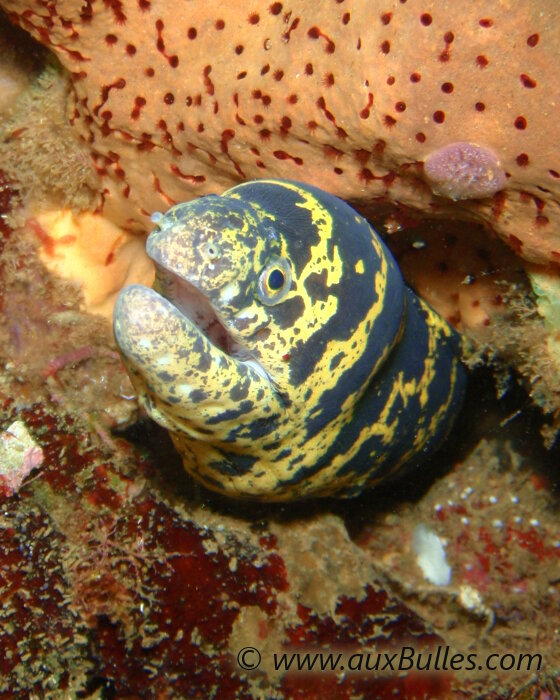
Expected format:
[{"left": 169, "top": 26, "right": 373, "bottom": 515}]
[
  {"left": 0, "top": 420, "right": 44, "bottom": 496},
  {"left": 412, "top": 524, "right": 451, "bottom": 586}
]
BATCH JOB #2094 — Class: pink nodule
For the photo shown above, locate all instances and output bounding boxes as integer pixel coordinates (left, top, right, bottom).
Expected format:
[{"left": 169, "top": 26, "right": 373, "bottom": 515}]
[{"left": 424, "top": 142, "right": 507, "bottom": 200}]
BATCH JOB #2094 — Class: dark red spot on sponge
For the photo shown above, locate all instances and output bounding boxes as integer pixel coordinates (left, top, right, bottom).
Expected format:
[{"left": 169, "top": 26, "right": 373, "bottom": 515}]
[
  {"left": 273, "top": 150, "right": 303, "bottom": 165},
  {"left": 441, "top": 82, "right": 454, "bottom": 93},
  {"left": 509, "top": 234, "right": 523, "bottom": 253},
  {"left": 420, "top": 13, "right": 432, "bottom": 26},
  {"left": 131, "top": 95, "right": 146, "bottom": 119},
  {"left": 433, "top": 110, "right": 445, "bottom": 123},
  {"left": 324, "top": 145, "right": 343, "bottom": 159},
  {"left": 281, "top": 116, "right": 292, "bottom": 130},
  {"left": 516, "top": 153, "right": 529, "bottom": 166},
  {"left": 359, "top": 168, "right": 375, "bottom": 184},
  {"left": 380, "top": 40, "right": 390, "bottom": 54},
  {"left": 527, "top": 33, "right": 539, "bottom": 47},
  {"left": 479, "top": 18, "right": 493, "bottom": 28},
  {"left": 514, "top": 116, "right": 527, "bottom": 130},
  {"left": 476, "top": 55, "right": 489, "bottom": 68},
  {"left": 520, "top": 73, "right": 537, "bottom": 88}
]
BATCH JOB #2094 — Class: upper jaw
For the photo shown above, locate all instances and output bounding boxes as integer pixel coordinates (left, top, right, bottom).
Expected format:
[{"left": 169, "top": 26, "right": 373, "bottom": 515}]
[
  {"left": 145, "top": 224, "right": 230, "bottom": 353},
  {"left": 146, "top": 224, "right": 188, "bottom": 279}
]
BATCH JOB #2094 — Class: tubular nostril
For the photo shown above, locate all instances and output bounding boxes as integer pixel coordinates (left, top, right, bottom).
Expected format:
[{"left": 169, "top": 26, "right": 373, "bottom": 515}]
[{"left": 203, "top": 241, "right": 221, "bottom": 260}]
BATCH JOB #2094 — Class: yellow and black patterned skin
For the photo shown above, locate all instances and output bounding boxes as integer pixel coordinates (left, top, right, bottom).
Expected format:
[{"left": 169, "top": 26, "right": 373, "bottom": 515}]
[{"left": 114, "top": 179, "right": 466, "bottom": 501}]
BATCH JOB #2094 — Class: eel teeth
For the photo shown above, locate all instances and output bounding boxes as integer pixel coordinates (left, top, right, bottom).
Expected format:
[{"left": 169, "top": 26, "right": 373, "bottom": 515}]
[
  {"left": 155, "top": 264, "right": 235, "bottom": 354},
  {"left": 155, "top": 265, "right": 272, "bottom": 382}
]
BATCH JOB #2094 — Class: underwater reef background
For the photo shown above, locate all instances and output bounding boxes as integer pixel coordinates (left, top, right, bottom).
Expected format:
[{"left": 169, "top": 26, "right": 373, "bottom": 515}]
[{"left": 0, "top": 2, "right": 560, "bottom": 698}]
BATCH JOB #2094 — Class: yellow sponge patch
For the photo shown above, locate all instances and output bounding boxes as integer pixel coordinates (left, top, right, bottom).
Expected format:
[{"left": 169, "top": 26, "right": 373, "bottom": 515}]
[{"left": 35, "top": 210, "right": 154, "bottom": 319}]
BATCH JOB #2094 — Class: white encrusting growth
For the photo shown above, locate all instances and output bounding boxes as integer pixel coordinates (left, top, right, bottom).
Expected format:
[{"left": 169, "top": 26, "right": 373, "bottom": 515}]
[{"left": 412, "top": 524, "right": 451, "bottom": 586}]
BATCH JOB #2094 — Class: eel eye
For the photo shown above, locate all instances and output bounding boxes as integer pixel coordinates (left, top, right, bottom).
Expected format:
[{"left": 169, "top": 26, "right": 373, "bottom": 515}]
[
  {"left": 203, "top": 242, "right": 221, "bottom": 261},
  {"left": 258, "top": 258, "right": 292, "bottom": 305}
]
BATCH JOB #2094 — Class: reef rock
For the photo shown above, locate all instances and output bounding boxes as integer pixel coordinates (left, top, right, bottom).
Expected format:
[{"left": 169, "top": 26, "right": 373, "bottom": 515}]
[{"left": 1, "top": 0, "right": 559, "bottom": 263}]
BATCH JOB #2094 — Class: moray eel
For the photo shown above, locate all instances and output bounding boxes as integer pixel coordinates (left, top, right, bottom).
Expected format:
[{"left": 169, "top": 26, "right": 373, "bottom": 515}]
[{"left": 114, "top": 179, "right": 466, "bottom": 500}]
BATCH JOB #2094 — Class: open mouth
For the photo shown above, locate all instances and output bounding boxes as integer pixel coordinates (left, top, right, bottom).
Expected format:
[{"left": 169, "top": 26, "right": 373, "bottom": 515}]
[
  {"left": 154, "top": 265, "right": 245, "bottom": 358},
  {"left": 151, "top": 264, "right": 275, "bottom": 386}
]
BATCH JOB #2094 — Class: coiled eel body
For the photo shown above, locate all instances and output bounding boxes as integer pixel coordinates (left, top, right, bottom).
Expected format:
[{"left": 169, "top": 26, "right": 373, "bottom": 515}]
[{"left": 114, "top": 179, "right": 466, "bottom": 500}]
